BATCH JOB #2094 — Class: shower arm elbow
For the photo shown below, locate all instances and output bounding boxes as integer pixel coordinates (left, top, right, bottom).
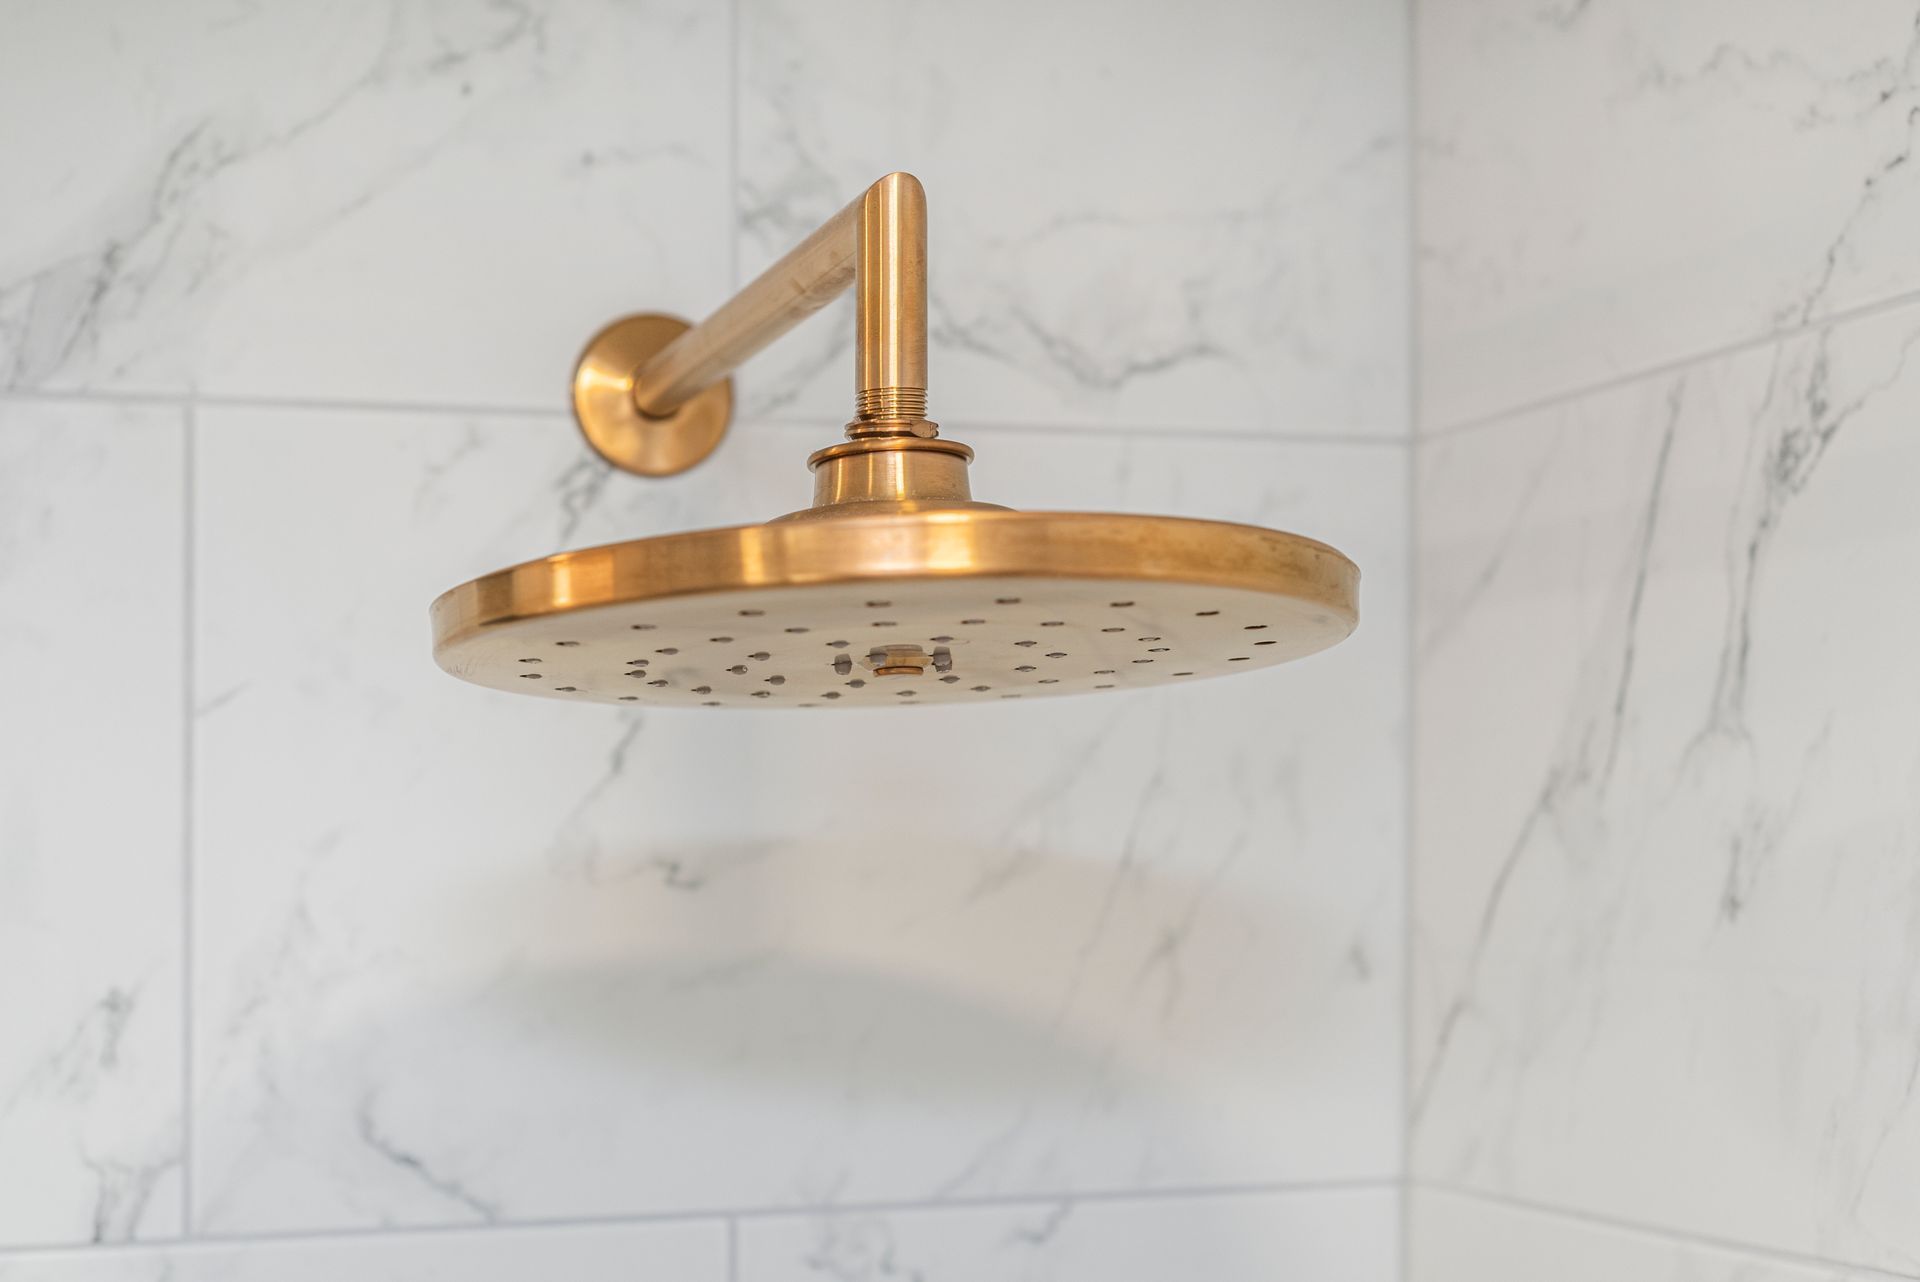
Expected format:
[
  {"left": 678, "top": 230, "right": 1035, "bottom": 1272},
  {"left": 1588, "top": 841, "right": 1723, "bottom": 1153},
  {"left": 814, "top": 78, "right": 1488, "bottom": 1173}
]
[{"left": 572, "top": 172, "right": 932, "bottom": 478}]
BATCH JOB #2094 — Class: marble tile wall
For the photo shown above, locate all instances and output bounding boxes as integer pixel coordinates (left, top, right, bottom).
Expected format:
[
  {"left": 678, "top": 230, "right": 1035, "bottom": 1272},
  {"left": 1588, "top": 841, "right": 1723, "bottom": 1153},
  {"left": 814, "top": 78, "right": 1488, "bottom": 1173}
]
[
  {"left": 1413, "top": 2, "right": 1920, "bottom": 1280},
  {"left": 1411, "top": 1190, "right": 1900, "bottom": 1282},
  {"left": 1419, "top": 0, "right": 1920, "bottom": 431},
  {"left": 1, "top": 1, "right": 1408, "bottom": 1278}
]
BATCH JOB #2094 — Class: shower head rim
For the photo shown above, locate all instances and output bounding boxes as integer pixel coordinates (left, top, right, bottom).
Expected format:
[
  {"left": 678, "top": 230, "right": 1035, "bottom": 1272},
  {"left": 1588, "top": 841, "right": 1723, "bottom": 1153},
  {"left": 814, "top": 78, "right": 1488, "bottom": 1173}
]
[{"left": 430, "top": 509, "right": 1358, "bottom": 663}]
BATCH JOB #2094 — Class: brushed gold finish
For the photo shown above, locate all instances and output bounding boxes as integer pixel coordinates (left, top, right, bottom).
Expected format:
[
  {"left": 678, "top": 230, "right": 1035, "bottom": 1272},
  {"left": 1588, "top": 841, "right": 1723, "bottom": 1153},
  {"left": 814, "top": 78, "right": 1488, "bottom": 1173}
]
[
  {"left": 443, "top": 171, "right": 1365, "bottom": 710},
  {"left": 573, "top": 314, "right": 731, "bottom": 477},
  {"left": 629, "top": 197, "right": 859, "bottom": 419},
  {"left": 431, "top": 512, "right": 1359, "bottom": 709},
  {"left": 580, "top": 173, "right": 935, "bottom": 478},
  {"left": 778, "top": 437, "right": 1005, "bottom": 521},
  {"left": 852, "top": 173, "right": 927, "bottom": 430}
]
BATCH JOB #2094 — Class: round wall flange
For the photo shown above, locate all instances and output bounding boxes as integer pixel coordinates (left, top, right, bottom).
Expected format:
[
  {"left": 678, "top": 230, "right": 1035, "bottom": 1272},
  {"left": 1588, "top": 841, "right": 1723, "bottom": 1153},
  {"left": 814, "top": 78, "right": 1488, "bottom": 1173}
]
[{"left": 572, "top": 313, "right": 732, "bottom": 477}]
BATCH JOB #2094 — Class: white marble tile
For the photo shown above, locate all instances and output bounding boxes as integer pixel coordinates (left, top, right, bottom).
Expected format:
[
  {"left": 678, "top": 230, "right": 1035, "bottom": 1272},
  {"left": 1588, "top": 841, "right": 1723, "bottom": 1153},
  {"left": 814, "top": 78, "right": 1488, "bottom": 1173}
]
[
  {"left": 736, "top": 0, "right": 1408, "bottom": 439},
  {"left": 0, "top": 1, "right": 729, "bottom": 408},
  {"left": 740, "top": 1187, "right": 1399, "bottom": 1282},
  {"left": 190, "top": 406, "right": 1404, "bottom": 1233},
  {"left": 0, "top": 401, "right": 185, "bottom": 1246},
  {"left": 1413, "top": 301, "right": 1920, "bottom": 1270},
  {"left": 1411, "top": 1190, "right": 1883, "bottom": 1282},
  {"left": 0, "top": 1220, "right": 725, "bottom": 1281},
  {"left": 1419, "top": 0, "right": 1920, "bottom": 430}
]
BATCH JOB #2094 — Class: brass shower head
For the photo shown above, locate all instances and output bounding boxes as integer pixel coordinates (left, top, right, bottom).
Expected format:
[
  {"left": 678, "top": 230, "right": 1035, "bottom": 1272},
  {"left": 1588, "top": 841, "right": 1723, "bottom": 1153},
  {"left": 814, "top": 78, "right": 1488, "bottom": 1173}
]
[{"left": 431, "top": 173, "right": 1358, "bottom": 708}]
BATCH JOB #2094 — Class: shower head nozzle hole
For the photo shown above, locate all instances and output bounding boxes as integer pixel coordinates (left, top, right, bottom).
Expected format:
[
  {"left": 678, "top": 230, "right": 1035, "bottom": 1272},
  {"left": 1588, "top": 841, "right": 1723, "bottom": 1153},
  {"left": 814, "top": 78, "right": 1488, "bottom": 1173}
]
[
  {"left": 555, "top": 640, "right": 580, "bottom": 647},
  {"left": 738, "top": 609, "right": 764, "bottom": 617},
  {"left": 519, "top": 673, "right": 543, "bottom": 679},
  {"left": 1109, "top": 601, "right": 1134, "bottom": 608}
]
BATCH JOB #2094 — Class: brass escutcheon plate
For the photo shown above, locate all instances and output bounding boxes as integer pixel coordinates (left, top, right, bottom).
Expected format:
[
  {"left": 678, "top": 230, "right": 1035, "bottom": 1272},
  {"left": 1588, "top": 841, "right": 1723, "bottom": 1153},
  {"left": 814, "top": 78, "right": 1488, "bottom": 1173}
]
[{"left": 572, "top": 312, "right": 733, "bottom": 477}]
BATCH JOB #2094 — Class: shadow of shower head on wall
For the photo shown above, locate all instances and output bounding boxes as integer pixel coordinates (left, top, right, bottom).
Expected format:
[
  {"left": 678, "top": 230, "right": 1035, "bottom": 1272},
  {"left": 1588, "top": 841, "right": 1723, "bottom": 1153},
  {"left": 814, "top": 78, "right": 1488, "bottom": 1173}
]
[{"left": 430, "top": 173, "right": 1359, "bottom": 708}]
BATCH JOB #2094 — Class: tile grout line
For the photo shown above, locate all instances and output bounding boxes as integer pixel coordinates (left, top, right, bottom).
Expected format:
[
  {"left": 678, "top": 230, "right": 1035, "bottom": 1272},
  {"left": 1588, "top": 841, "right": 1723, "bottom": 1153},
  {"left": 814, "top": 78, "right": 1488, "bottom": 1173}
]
[
  {"left": 1400, "top": 0, "right": 1421, "bottom": 1275},
  {"left": 1418, "top": 281, "right": 1920, "bottom": 447},
  {"left": 179, "top": 401, "right": 197, "bottom": 1238},
  {"left": 726, "top": 1216, "right": 739, "bottom": 1282},
  {"left": 0, "top": 385, "right": 1410, "bottom": 449},
  {"left": 1416, "top": 1182, "right": 1920, "bottom": 1282},
  {"left": 728, "top": 0, "right": 742, "bottom": 297},
  {"left": 0, "top": 1177, "right": 1400, "bottom": 1260}
]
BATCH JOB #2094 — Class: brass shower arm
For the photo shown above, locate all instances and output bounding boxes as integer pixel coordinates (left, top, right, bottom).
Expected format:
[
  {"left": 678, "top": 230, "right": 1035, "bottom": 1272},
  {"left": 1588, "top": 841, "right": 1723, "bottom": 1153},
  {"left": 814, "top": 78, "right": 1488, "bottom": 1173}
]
[
  {"left": 438, "top": 170, "right": 1362, "bottom": 709},
  {"left": 571, "top": 172, "right": 932, "bottom": 478}
]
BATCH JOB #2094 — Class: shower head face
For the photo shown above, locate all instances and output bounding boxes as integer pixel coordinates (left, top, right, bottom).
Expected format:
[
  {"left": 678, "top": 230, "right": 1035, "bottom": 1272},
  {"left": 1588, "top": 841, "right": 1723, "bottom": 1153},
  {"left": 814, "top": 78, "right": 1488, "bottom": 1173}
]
[{"left": 431, "top": 511, "right": 1357, "bottom": 709}]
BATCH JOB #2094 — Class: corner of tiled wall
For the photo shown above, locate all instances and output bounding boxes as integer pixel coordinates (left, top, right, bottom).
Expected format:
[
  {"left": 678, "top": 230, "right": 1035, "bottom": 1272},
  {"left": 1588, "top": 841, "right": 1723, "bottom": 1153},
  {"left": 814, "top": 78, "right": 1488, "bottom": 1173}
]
[
  {"left": 1410, "top": 2, "right": 1920, "bottom": 1280},
  {"left": 1, "top": 2, "right": 1410, "bottom": 1279}
]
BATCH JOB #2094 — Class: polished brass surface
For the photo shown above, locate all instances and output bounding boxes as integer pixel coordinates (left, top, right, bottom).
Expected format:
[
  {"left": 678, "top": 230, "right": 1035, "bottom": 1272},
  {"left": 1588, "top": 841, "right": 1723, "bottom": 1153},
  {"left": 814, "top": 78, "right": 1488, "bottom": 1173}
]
[
  {"left": 575, "top": 174, "right": 936, "bottom": 480},
  {"left": 446, "top": 171, "right": 1365, "bottom": 710},
  {"left": 573, "top": 314, "right": 731, "bottom": 477},
  {"left": 629, "top": 197, "right": 860, "bottom": 419},
  {"left": 431, "top": 511, "right": 1359, "bottom": 709},
  {"left": 852, "top": 173, "right": 927, "bottom": 429},
  {"left": 777, "top": 436, "right": 1005, "bottom": 522}
]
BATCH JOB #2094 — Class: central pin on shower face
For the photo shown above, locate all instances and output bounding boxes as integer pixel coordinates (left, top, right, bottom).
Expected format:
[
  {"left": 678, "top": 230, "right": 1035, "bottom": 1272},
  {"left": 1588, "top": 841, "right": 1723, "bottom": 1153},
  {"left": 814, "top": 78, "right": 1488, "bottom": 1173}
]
[{"left": 868, "top": 645, "right": 930, "bottom": 677}]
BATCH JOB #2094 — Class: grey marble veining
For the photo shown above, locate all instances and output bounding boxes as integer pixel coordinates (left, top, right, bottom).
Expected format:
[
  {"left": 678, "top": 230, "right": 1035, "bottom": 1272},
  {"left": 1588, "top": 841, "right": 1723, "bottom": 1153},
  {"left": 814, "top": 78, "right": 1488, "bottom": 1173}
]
[
  {"left": 186, "top": 409, "right": 1405, "bottom": 1234},
  {"left": 1414, "top": 300, "right": 1920, "bottom": 1271},
  {"left": 739, "top": 1187, "right": 1399, "bottom": 1282},
  {"left": 0, "top": 402, "right": 186, "bottom": 1247},
  {"left": 1419, "top": 0, "right": 1920, "bottom": 429},
  {"left": 0, "top": 0, "right": 729, "bottom": 408},
  {"left": 737, "top": 0, "right": 1408, "bottom": 439}
]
